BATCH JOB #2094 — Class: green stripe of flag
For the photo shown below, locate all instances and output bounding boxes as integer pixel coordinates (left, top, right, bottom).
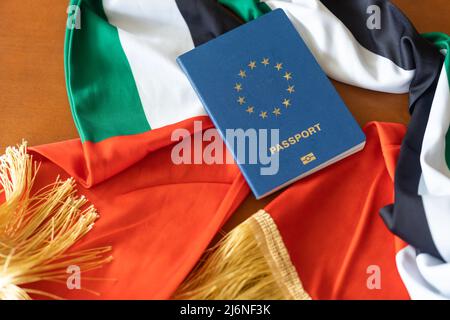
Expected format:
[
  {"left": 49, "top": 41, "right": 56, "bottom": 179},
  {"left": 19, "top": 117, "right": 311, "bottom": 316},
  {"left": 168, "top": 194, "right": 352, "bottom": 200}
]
[
  {"left": 65, "top": 0, "right": 150, "bottom": 143},
  {"left": 219, "top": 0, "right": 270, "bottom": 21}
]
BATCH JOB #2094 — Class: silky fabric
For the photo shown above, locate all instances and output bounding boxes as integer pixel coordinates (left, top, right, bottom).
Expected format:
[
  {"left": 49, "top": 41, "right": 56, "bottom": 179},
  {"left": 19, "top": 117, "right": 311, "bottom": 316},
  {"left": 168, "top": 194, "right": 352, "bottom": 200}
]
[
  {"left": 24, "top": 116, "right": 249, "bottom": 299},
  {"left": 265, "top": 122, "right": 409, "bottom": 299}
]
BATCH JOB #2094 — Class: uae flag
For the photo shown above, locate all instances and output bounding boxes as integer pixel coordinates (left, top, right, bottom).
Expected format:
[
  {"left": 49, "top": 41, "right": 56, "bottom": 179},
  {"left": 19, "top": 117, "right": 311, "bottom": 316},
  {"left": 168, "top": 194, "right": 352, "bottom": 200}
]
[{"left": 0, "top": 0, "right": 449, "bottom": 299}]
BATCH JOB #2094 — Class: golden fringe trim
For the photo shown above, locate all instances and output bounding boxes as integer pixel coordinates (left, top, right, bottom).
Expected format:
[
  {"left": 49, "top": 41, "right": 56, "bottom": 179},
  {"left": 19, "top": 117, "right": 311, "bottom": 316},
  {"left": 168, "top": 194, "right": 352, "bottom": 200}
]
[
  {"left": 0, "top": 141, "right": 112, "bottom": 300},
  {"left": 173, "top": 210, "right": 310, "bottom": 300},
  {"left": 251, "top": 210, "right": 310, "bottom": 300}
]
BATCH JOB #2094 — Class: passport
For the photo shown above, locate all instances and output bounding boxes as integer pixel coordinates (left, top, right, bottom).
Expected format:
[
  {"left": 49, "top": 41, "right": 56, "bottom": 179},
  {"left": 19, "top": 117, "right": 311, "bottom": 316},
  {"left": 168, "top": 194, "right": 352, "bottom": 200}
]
[{"left": 177, "top": 9, "right": 366, "bottom": 199}]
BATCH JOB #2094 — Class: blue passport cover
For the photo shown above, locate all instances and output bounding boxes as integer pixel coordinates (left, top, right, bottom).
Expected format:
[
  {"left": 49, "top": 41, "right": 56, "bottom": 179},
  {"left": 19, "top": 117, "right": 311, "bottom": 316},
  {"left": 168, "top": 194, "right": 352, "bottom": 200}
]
[{"left": 177, "top": 9, "right": 366, "bottom": 199}]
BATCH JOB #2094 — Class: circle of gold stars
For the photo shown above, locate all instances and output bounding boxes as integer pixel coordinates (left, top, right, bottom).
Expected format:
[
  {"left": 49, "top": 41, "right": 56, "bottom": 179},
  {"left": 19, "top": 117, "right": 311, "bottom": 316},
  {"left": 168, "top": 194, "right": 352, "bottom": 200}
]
[{"left": 233, "top": 57, "right": 295, "bottom": 119}]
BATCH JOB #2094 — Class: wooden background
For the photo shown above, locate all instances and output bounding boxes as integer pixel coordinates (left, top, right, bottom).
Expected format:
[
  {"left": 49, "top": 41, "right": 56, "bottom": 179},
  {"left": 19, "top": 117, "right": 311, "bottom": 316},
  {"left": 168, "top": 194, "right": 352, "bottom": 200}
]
[{"left": 1, "top": 1, "right": 449, "bottom": 232}]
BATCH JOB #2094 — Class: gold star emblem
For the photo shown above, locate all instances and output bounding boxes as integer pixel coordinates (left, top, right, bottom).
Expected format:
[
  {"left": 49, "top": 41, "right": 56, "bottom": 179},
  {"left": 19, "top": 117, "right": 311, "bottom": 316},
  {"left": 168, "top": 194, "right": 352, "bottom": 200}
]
[
  {"left": 282, "top": 98, "right": 291, "bottom": 108},
  {"left": 248, "top": 61, "right": 256, "bottom": 70},
  {"left": 272, "top": 107, "right": 281, "bottom": 116},
  {"left": 234, "top": 83, "right": 242, "bottom": 92},
  {"left": 246, "top": 106, "right": 254, "bottom": 114},
  {"left": 287, "top": 85, "right": 295, "bottom": 94},
  {"left": 238, "top": 70, "right": 247, "bottom": 78},
  {"left": 237, "top": 96, "right": 246, "bottom": 105},
  {"left": 283, "top": 72, "right": 292, "bottom": 81},
  {"left": 259, "top": 111, "right": 268, "bottom": 119},
  {"left": 275, "top": 63, "right": 283, "bottom": 71},
  {"left": 261, "top": 58, "right": 270, "bottom": 66}
]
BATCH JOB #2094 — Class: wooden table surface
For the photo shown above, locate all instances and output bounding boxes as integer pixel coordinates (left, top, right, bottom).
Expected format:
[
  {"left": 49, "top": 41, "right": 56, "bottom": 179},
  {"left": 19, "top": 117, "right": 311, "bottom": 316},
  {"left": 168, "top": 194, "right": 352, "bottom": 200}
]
[{"left": 1, "top": 1, "right": 449, "bottom": 233}]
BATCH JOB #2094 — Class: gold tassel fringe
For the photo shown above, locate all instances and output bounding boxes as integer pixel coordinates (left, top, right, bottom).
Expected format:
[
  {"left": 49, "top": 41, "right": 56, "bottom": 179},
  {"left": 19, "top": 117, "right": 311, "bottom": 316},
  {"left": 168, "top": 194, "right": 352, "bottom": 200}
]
[
  {"left": 0, "top": 142, "right": 112, "bottom": 300},
  {"left": 173, "top": 210, "right": 310, "bottom": 300}
]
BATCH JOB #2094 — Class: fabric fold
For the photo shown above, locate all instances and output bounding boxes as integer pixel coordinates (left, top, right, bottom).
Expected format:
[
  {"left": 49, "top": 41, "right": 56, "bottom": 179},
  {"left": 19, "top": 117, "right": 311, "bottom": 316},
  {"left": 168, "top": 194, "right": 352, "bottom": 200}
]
[
  {"left": 20, "top": 117, "right": 250, "bottom": 299},
  {"left": 176, "top": 122, "right": 409, "bottom": 300}
]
